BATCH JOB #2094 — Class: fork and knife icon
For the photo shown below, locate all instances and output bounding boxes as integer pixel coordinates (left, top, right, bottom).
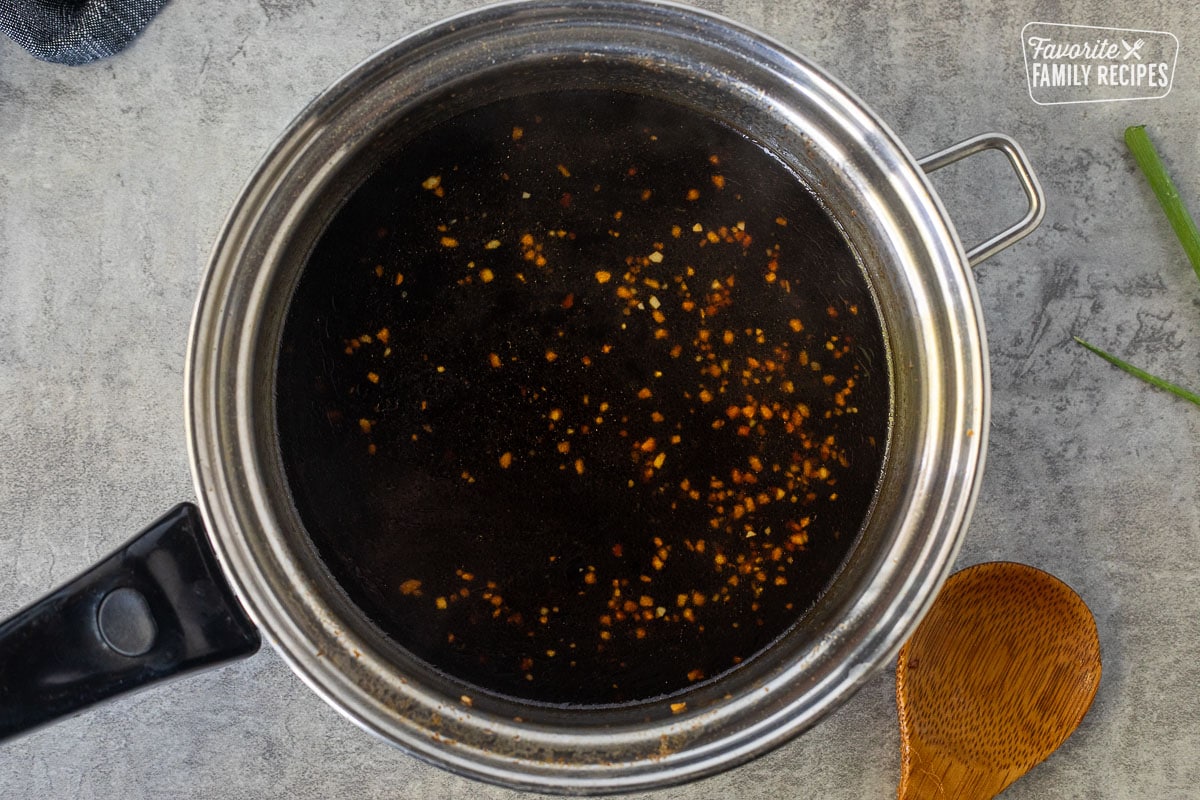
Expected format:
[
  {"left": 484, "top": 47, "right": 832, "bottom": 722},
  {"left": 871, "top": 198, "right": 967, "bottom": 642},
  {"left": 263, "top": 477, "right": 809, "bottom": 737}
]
[{"left": 1121, "top": 38, "right": 1145, "bottom": 60}]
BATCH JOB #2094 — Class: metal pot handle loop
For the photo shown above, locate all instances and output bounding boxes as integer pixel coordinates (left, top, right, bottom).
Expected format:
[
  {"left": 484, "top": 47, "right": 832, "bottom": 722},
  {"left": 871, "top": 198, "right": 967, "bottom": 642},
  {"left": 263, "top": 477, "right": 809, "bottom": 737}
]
[{"left": 918, "top": 133, "right": 1046, "bottom": 267}]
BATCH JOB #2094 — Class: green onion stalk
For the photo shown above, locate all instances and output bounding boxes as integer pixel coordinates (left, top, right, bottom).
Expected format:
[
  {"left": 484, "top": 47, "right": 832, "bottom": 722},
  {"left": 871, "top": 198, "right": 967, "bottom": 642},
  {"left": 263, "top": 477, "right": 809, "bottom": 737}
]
[{"left": 1074, "top": 126, "right": 1200, "bottom": 408}]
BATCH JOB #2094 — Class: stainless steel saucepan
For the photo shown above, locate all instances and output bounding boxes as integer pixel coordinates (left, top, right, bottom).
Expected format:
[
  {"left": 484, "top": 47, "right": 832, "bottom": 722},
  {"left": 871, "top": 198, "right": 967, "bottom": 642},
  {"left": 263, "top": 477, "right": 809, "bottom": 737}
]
[{"left": 0, "top": 0, "right": 1042, "bottom": 793}]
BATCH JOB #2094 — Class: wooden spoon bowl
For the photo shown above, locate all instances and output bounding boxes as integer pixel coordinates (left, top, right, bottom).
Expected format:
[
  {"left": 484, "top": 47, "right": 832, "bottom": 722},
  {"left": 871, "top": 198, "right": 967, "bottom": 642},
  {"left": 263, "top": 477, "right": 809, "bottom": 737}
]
[{"left": 896, "top": 561, "right": 1101, "bottom": 800}]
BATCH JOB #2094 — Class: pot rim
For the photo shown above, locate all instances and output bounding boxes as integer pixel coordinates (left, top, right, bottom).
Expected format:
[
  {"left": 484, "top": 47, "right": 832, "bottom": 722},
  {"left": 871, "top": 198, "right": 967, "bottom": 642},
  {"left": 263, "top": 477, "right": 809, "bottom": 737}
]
[{"left": 185, "top": 0, "right": 993, "bottom": 792}]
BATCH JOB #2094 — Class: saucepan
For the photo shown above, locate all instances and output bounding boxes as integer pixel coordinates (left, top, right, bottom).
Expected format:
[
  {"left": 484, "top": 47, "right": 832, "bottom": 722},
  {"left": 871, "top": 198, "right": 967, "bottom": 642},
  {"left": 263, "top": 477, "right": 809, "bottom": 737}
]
[{"left": 0, "top": 0, "right": 1043, "bottom": 793}]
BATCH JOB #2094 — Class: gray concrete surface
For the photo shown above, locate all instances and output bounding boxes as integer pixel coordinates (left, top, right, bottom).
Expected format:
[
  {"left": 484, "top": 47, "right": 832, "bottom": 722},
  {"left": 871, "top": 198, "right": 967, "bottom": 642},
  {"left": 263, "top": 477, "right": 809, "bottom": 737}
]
[{"left": 2, "top": 0, "right": 1198, "bottom": 797}]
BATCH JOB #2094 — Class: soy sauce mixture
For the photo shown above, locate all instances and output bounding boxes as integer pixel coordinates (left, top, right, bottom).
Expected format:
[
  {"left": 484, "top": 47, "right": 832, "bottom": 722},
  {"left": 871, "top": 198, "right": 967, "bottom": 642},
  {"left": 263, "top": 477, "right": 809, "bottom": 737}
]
[{"left": 277, "top": 90, "right": 890, "bottom": 705}]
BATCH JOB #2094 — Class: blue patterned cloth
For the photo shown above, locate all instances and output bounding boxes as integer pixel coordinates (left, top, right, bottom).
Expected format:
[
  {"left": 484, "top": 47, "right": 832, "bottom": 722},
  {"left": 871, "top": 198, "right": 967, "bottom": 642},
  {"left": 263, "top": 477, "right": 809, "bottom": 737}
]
[{"left": 0, "top": 0, "right": 169, "bottom": 65}]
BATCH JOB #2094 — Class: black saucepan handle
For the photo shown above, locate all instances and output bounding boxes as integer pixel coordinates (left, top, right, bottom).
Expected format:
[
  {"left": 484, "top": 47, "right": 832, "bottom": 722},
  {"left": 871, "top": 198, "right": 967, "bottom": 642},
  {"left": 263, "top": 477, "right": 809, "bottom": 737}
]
[{"left": 0, "top": 503, "right": 261, "bottom": 741}]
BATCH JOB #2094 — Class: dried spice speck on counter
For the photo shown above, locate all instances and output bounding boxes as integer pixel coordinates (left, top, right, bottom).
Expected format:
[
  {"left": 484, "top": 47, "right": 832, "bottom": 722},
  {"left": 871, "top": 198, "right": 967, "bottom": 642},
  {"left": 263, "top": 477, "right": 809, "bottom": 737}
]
[{"left": 275, "top": 90, "right": 891, "bottom": 705}]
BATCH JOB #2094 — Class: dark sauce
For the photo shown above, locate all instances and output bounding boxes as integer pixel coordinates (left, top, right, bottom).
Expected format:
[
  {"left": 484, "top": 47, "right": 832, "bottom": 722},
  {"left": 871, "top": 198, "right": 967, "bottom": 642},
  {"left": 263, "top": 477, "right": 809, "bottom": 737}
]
[{"left": 276, "top": 90, "right": 890, "bottom": 705}]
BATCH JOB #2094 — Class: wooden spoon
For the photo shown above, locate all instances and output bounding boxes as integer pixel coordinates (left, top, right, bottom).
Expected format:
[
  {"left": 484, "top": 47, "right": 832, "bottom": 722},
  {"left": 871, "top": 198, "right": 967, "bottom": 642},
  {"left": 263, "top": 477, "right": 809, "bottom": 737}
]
[{"left": 895, "top": 561, "right": 1101, "bottom": 800}]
